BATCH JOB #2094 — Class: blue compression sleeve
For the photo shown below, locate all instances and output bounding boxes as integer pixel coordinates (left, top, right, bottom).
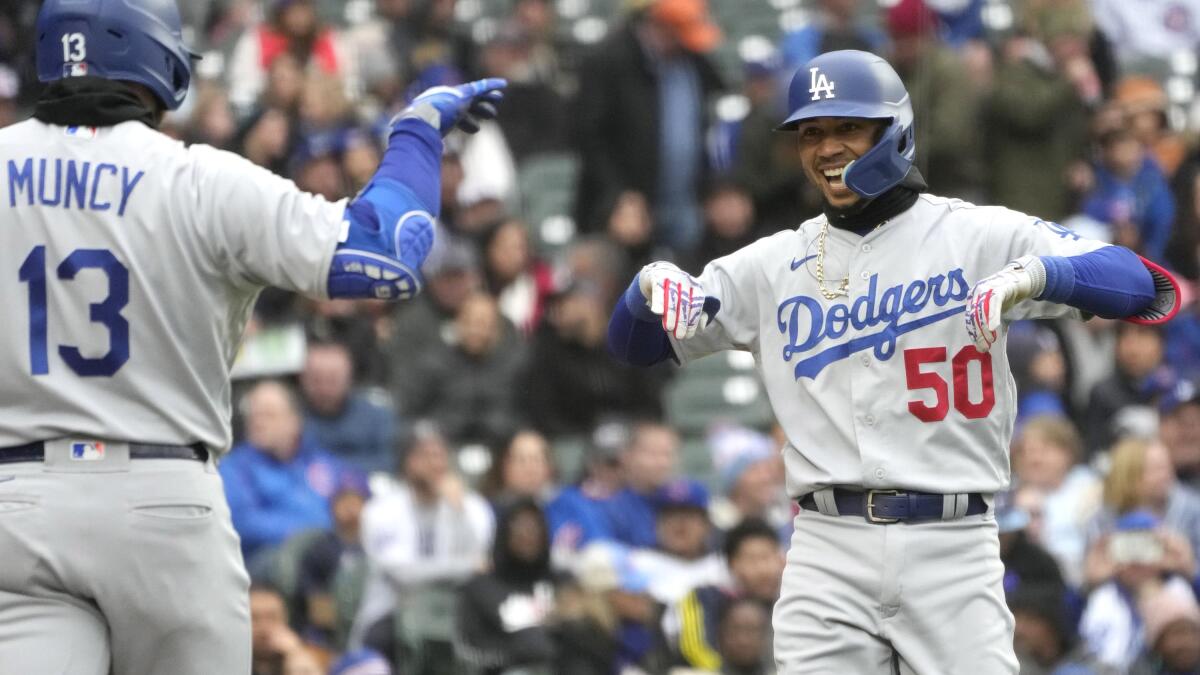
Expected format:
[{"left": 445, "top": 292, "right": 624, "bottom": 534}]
[
  {"left": 607, "top": 274, "right": 674, "bottom": 366},
  {"left": 327, "top": 119, "right": 442, "bottom": 300},
  {"left": 1037, "top": 246, "right": 1156, "bottom": 319}
]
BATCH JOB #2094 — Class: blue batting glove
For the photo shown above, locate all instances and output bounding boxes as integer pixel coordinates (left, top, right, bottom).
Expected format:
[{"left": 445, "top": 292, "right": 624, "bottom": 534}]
[{"left": 395, "top": 78, "right": 508, "bottom": 136}]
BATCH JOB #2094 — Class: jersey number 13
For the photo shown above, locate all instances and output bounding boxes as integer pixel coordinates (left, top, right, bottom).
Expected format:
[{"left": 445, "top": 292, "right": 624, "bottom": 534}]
[{"left": 19, "top": 246, "right": 129, "bottom": 377}]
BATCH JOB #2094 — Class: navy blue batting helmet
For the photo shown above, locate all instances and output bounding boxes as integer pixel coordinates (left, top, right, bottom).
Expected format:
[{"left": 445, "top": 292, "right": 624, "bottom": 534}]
[
  {"left": 777, "top": 50, "right": 915, "bottom": 199},
  {"left": 36, "top": 0, "right": 196, "bottom": 111}
]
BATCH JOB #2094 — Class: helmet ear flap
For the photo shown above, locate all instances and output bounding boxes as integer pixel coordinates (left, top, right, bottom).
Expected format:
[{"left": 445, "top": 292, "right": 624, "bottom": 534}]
[{"left": 843, "top": 121, "right": 913, "bottom": 199}]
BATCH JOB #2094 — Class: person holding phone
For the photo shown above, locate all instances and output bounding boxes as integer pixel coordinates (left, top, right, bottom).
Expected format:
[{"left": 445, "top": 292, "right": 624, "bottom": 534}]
[{"left": 1079, "top": 510, "right": 1197, "bottom": 671}]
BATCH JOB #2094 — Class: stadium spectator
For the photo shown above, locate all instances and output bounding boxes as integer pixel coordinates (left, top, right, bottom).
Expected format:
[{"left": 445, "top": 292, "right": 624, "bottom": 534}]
[
  {"left": 456, "top": 499, "right": 564, "bottom": 673},
  {"left": 1014, "top": 484, "right": 1049, "bottom": 546},
  {"left": 1008, "top": 585, "right": 1109, "bottom": 675},
  {"left": 1129, "top": 583, "right": 1200, "bottom": 675},
  {"left": 707, "top": 425, "right": 790, "bottom": 539},
  {"left": 659, "top": 517, "right": 783, "bottom": 671},
  {"left": 1088, "top": 437, "right": 1200, "bottom": 566},
  {"left": 1164, "top": 301, "right": 1200, "bottom": 380},
  {"left": 400, "top": 291, "right": 526, "bottom": 446},
  {"left": 1084, "top": 322, "right": 1169, "bottom": 456},
  {"left": 1092, "top": 0, "right": 1200, "bottom": 68},
  {"left": 295, "top": 475, "right": 371, "bottom": 646},
  {"left": 1168, "top": 148, "right": 1200, "bottom": 280},
  {"left": 604, "top": 421, "right": 681, "bottom": 548},
  {"left": 236, "top": 106, "right": 296, "bottom": 176},
  {"left": 186, "top": 82, "right": 238, "bottom": 150},
  {"left": 1080, "top": 511, "right": 1197, "bottom": 670},
  {"left": 722, "top": 518, "right": 785, "bottom": 607},
  {"left": 481, "top": 218, "right": 556, "bottom": 335},
  {"left": 1006, "top": 321, "right": 1071, "bottom": 423},
  {"left": 778, "top": 0, "right": 886, "bottom": 69},
  {"left": 725, "top": 48, "right": 810, "bottom": 238},
  {"left": 522, "top": 275, "right": 666, "bottom": 437},
  {"left": 352, "top": 423, "right": 495, "bottom": 656},
  {"left": 886, "top": 0, "right": 985, "bottom": 201},
  {"left": 1011, "top": 415, "right": 1101, "bottom": 584},
  {"left": 227, "top": 0, "right": 349, "bottom": 113},
  {"left": 300, "top": 341, "right": 397, "bottom": 474},
  {"left": 477, "top": 19, "right": 570, "bottom": 162},
  {"left": 220, "top": 380, "right": 352, "bottom": 565},
  {"left": 628, "top": 478, "right": 726, "bottom": 604},
  {"left": 545, "top": 421, "right": 627, "bottom": 555},
  {"left": 996, "top": 491, "right": 1067, "bottom": 599},
  {"left": 1080, "top": 104, "right": 1175, "bottom": 262},
  {"left": 259, "top": 51, "right": 306, "bottom": 114},
  {"left": 374, "top": 0, "right": 475, "bottom": 92},
  {"left": 678, "top": 182, "right": 758, "bottom": 277},
  {"left": 1160, "top": 378, "right": 1200, "bottom": 488},
  {"left": 251, "top": 582, "right": 320, "bottom": 675},
  {"left": 1113, "top": 76, "right": 1187, "bottom": 179},
  {"left": 481, "top": 428, "right": 557, "bottom": 507},
  {"left": 572, "top": 540, "right": 660, "bottom": 670},
  {"left": 572, "top": 0, "right": 725, "bottom": 257},
  {"left": 985, "top": 0, "right": 1095, "bottom": 222},
  {"left": 384, "top": 231, "right": 482, "bottom": 391},
  {"left": 715, "top": 597, "right": 774, "bottom": 675}
]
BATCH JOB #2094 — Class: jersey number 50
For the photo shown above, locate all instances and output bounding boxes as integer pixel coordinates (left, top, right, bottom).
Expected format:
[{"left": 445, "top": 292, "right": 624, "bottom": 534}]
[
  {"left": 904, "top": 346, "right": 994, "bottom": 421},
  {"left": 19, "top": 246, "right": 129, "bottom": 377}
]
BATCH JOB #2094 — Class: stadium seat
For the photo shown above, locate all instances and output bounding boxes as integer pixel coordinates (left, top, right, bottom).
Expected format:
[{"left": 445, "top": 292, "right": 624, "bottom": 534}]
[
  {"left": 516, "top": 152, "right": 580, "bottom": 254},
  {"left": 664, "top": 350, "right": 773, "bottom": 436}
]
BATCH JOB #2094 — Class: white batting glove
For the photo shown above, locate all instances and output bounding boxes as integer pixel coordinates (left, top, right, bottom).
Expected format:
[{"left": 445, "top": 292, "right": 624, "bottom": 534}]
[
  {"left": 965, "top": 255, "right": 1047, "bottom": 352},
  {"left": 639, "top": 262, "right": 711, "bottom": 340}
]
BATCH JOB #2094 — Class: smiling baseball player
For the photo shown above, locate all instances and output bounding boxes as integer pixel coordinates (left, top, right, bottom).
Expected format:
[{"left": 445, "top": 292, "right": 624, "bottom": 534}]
[
  {"left": 608, "top": 50, "right": 1179, "bottom": 674},
  {"left": 0, "top": 1, "right": 504, "bottom": 673}
]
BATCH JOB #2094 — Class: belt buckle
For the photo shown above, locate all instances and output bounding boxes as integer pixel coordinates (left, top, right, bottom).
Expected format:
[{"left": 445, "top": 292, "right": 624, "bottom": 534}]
[{"left": 866, "top": 489, "right": 902, "bottom": 524}]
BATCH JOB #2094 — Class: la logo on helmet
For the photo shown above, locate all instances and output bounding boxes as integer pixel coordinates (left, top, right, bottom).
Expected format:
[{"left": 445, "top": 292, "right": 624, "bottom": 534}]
[{"left": 809, "top": 67, "right": 835, "bottom": 101}]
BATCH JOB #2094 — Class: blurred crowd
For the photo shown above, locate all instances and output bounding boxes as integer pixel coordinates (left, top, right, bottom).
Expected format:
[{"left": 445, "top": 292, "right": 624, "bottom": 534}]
[{"left": 10, "top": 0, "right": 1200, "bottom": 672}]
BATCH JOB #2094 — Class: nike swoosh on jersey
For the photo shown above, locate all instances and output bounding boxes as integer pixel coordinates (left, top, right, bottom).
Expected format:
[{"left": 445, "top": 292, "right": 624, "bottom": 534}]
[{"left": 791, "top": 254, "right": 817, "bottom": 271}]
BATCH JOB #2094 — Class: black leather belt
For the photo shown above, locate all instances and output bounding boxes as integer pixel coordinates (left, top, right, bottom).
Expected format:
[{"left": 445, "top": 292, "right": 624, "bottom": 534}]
[
  {"left": 0, "top": 441, "right": 209, "bottom": 465},
  {"left": 798, "top": 488, "right": 988, "bottom": 524}
]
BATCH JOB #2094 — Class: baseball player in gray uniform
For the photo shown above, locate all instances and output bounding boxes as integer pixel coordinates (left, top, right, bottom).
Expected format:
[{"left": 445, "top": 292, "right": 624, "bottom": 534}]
[
  {"left": 608, "top": 50, "right": 1181, "bottom": 673},
  {"left": 0, "top": 1, "right": 504, "bottom": 673}
]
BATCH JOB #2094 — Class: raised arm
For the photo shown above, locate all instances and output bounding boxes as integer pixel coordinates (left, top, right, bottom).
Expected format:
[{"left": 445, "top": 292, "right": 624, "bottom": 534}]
[{"left": 327, "top": 79, "right": 507, "bottom": 301}]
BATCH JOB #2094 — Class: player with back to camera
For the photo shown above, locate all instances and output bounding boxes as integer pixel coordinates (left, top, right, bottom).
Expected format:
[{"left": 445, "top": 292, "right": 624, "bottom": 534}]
[
  {"left": 608, "top": 49, "right": 1181, "bottom": 673},
  {"left": 0, "top": 1, "right": 505, "bottom": 673}
]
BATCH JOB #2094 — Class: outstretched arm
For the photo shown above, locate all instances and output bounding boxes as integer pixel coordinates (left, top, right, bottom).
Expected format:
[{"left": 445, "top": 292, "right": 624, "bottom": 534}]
[
  {"left": 327, "top": 79, "right": 506, "bottom": 301},
  {"left": 966, "top": 246, "right": 1177, "bottom": 352},
  {"left": 607, "top": 263, "right": 720, "bottom": 367}
]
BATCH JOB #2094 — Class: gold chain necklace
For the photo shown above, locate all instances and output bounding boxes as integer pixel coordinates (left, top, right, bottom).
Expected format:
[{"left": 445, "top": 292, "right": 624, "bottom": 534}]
[{"left": 814, "top": 219, "right": 885, "bottom": 300}]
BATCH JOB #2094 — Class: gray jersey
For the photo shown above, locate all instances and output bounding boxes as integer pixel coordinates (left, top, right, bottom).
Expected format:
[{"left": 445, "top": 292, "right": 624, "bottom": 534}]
[
  {"left": 673, "top": 194, "right": 1104, "bottom": 496},
  {"left": 0, "top": 119, "right": 345, "bottom": 452}
]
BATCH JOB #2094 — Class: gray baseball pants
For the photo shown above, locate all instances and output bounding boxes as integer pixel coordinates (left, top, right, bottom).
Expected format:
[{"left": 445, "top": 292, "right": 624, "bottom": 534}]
[
  {"left": 774, "top": 504, "right": 1018, "bottom": 674},
  {"left": 0, "top": 440, "right": 250, "bottom": 674}
]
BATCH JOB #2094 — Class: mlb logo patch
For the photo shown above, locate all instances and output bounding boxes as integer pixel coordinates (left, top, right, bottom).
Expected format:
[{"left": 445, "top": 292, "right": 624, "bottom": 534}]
[
  {"left": 63, "top": 62, "right": 88, "bottom": 78},
  {"left": 64, "top": 126, "right": 97, "bottom": 139},
  {"left": 70, "top": 441, "right": 105, "bottom": 461}
]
